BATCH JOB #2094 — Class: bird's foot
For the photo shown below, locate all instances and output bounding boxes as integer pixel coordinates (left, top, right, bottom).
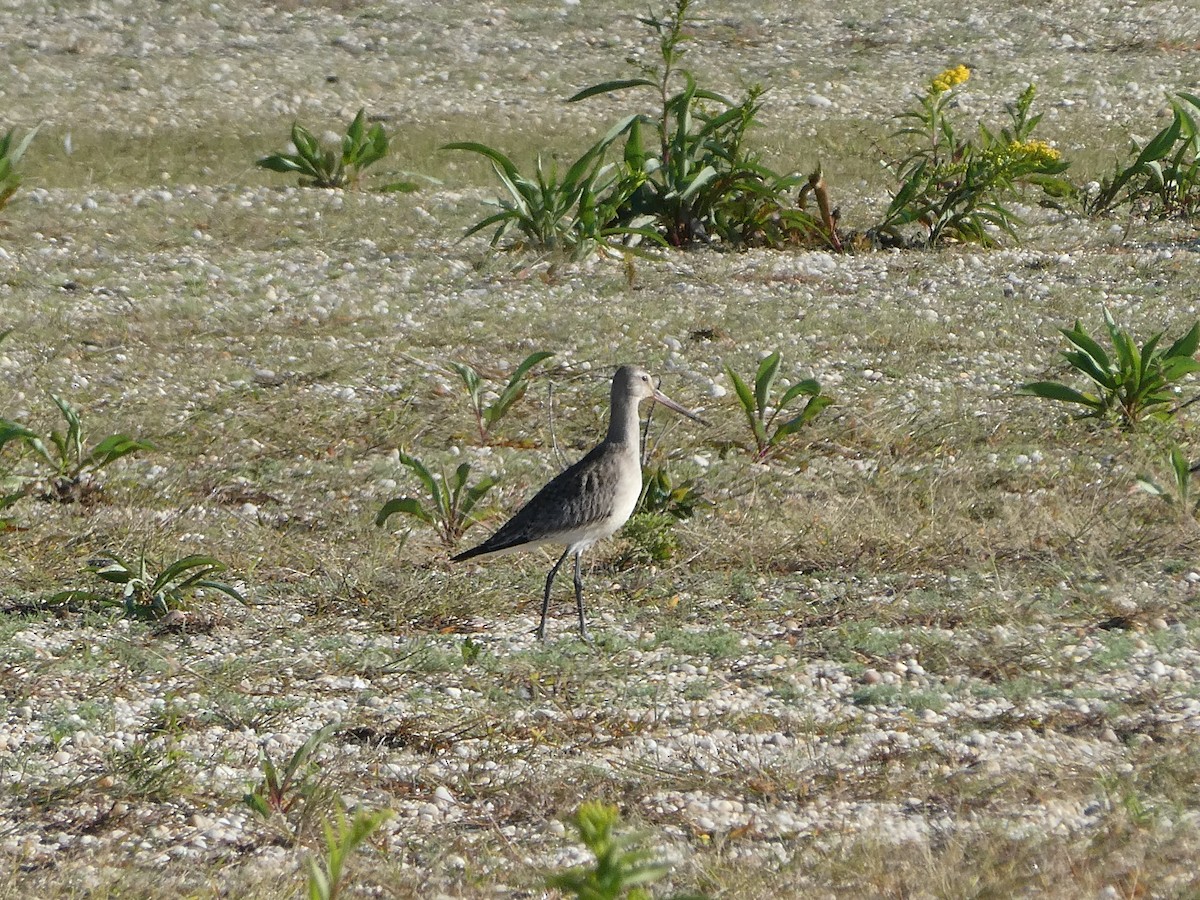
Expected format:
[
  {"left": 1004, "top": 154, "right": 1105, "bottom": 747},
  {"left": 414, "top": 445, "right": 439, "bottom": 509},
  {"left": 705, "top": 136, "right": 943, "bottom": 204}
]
[{"left": 578, "top": 626, "right": 594, "bottom": 645}]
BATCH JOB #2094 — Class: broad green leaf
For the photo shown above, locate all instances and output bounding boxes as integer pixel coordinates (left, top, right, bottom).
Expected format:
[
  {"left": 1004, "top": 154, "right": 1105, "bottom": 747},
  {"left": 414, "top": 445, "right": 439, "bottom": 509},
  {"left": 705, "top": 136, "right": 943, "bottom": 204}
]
[
  {"left": 1135, "top": 118, "right": 1182, "bottom": 166},
  {"left": 0, "top": 418, "right": 37, "bottom": 453},
  {"left": 777, "top": 378, "right": 822, "bottom": 409},
  {"left": 1062, "top": 349, "right": 1114, "bottom": 390},
  {"left": 398, "top": 451, "right": 440, "bottom": 506},
  {"left": 772, "top": 394, "right": 834, "bottom": 444},
  {"left": 1018, "top": 381, "right": 1102, "bottom": 408},
  {"left": 256, "top": 154, "right": 303, "bottom": 173},
  {"left": 1165, "top": 320, "right": 1200, "bottom": 360},
  {"left": 726, "top": 364, "right": 767, "bottom": 449},
  {"left": 677, "top": 165, "right": 718, "bottom": 201},
  {"left": 1062, "top": 317, "right": 1109, "bottom": 371},
  {"left": 84, "top": 434, "right": 154, "bottom": 471},
  {"left": 487, "top": 351, "right": 554, "bottom": 426},
  {"left": 376, "top": 496, "right": 433, "bottom": 527},
  {"left": 150, "top": 554, "right": 223, "bottom": 593},
  {"left": 753, "top": 352, "right": 781, "bottom": 417},
  {"left": 460, "top": 476, "right": 496, "bottom": 518}
]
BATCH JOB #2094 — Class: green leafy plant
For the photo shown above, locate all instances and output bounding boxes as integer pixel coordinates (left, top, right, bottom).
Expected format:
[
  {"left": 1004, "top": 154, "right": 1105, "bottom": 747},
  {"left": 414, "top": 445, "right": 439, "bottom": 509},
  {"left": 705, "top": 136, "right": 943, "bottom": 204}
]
[
  {"left": 445, "top": 120, "right": 663, "bottom": 258},
  {"left": 621, "top": 512, "right": 680, "bottom": 565},
  {"left": 547, "top": 801, "right": 682, "bottom": 900},
  {"left": 1020, "top": 309, "right": 1200, "bottom": 427},
  {"left": 725, "top": 352, "right": 832, "bottom": 459},
  {"left": 1087, "top": 92, "right": 1200, "bottom": 218},
  {"left": 51, "top": 552, "right": 246, "bottom": 620},
  {"left": 257, "top": 108, "right": 414, "bottom": 191},
  {"left": 0, "top": 124, "right": 40, "bottom": 212},
  {"left": 306, "top": 805, "right": 392, "bottom": 900},
  {"left": 0, "top": 393, "right": 153, "bottom": 502},
  {"left": 636, "top": 464, "right": 703, "bottom": 520},
  {"left": 877, "top": 69, "right": 1071, "bottom": 247},
  {"left": 1136, "top": 445, "right": 1200, "bottom": 517},
  {"left": 461, "top": 636, "right": 484, "bottom": 664},
  {"left": 568, "top": 0, "right": 827, "bottom": 250},
  {"left": 245, "top": 723, "right": 340, "bottom": 836},
  {"left": 376, "top": 452, "right": 496, "bottom": 547},
  {"left": 451, "top": 351, "right": 554, "bottom": 443}
]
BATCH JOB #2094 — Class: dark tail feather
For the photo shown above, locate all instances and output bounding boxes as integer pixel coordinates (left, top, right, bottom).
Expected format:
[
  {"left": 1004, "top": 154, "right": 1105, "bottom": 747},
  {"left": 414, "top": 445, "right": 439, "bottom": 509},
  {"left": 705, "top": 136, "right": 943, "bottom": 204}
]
[
  {"left": 452, "top": 531, "right": 530, "bottom": 562},
  {"left": 451, "top": 542, "right": 488, "bottom": 562}
]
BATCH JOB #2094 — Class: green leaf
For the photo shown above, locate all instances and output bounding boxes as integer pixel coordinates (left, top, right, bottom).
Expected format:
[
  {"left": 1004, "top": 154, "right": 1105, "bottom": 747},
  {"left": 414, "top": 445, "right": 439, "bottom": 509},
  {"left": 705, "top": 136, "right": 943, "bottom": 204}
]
[
  {"left": 1171, "top": 445, "right": 1191, "bottom": 499},
  {"left": 753, "top": 352, "right": 781, "bottom": 417},
  {"left": 460, "top": 476, "right": 497, "bottom": 519},
  {"left": 1018, "top": 381, "right": 1102, "bottom": 408},
  {"left": 1165, "top": 320, "right": 1200, "bottom": 360},
  {"left": 0, "top": 418, "right": 38, "bottom": 454},
  {"left": 376, "top": 496, "right": 433, "bottom": 527},
  {"left": 256, "top": 154, "right": 303, "bottom": 173},
  {"left": 82, "top": 434, "right": 154, "bottom": 472},
  {"left": 194, "top": 579, "right": 247, "bottom": 604},
  {"left": 777, "top": 378, "right": 822, "bottom": 410},
  {"left": 486, "top": 351, "right": 554, "bottom": 426},
  {"left": 771, "top": 394, "right": 833, "bottom": 444},
  {"left": 566, "top": 78, "right": 658, "bottom": 103},
  {"left": 155, "top": 554, "right": 225, "bottom": 590},
  {"left": 726, "top": 363, "right": 767, "bottom": 450},
  {"left": 1060, "top": 321, "right": 1111, "bottom": 374},
  {"left": 398, "top": 451, "right": 441, "bottom": 507},
  {"left": 1134, "top": 118, "right": 1183, "bottom": 166}
]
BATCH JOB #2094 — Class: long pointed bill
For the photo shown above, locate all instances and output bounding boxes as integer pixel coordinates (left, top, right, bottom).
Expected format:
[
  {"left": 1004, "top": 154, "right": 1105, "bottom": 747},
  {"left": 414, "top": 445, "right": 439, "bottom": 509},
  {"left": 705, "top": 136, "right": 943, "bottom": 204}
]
[{"left": 651, "top": 387, "right": 709, "bottom": 426}]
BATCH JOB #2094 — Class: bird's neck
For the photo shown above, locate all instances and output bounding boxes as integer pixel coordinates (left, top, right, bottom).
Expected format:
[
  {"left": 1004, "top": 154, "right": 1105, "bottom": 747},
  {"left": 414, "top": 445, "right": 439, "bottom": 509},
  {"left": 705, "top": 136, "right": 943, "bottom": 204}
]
[{"left": 606, "top": 394, "right": 642, "bottom": 449}]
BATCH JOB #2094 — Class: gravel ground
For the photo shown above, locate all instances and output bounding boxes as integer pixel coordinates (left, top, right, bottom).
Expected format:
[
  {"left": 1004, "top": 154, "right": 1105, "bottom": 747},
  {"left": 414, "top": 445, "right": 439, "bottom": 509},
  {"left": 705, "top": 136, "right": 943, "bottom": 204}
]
[{"left": 4, "top": 0, "right": 1200, "bottom": 897}]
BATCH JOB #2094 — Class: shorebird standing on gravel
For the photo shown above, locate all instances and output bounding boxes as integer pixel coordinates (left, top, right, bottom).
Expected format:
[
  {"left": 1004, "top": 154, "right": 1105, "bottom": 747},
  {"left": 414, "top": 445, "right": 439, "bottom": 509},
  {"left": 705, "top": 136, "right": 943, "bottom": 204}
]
[{"left": 452, "top": 365, "right": 705, "bottom": 641}]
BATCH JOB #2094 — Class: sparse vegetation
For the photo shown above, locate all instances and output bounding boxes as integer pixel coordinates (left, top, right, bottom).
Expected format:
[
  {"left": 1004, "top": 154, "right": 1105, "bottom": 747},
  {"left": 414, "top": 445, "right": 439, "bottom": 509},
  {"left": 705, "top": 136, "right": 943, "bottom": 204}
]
[
  {"left": 877, "top": 71, "right": 1071, "bottom": 246},
  {"left": 257, "top": 108, "right": 415, "bottom": 191},
  {"left": 50, "top": 552, "right": 246, "bottom": 619},
  {"left": 376, "top": 451, "right": 497, "bottom": 547},
  {"left": 451, "top": 351, "right": 555, "bottom": 443},
  {"left": 7, "top": 0, "right": 1200, "bottom": 897},
  {"left": 1021, "top": 308, "right": 1200, "bottom": 427},
  {"left": 725, "top": 351, "right": 832, "bottom": 459},
  {"left": 1087, "top": 92, "right": 1200, "bottom": 218}
]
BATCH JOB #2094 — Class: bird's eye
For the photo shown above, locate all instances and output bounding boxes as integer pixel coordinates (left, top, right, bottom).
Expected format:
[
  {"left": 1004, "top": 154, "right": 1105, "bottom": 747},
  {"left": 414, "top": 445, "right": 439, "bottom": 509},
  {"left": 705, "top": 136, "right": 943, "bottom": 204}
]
[{"left": 641, "top": 374, "right": 650, "bottom": 382}]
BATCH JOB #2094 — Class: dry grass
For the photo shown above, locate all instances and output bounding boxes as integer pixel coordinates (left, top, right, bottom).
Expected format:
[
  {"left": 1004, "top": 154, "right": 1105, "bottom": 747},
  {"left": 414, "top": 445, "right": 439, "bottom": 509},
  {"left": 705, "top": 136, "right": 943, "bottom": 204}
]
[{"left": 5, "top": 0, "right": 1200, "bottom": 896}]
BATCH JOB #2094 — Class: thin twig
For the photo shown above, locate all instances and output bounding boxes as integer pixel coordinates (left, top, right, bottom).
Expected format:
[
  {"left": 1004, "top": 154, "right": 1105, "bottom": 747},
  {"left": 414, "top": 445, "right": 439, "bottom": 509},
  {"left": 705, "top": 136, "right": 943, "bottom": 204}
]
[{"left": 547, "top": 381, "right": 567, "bottom": 471}]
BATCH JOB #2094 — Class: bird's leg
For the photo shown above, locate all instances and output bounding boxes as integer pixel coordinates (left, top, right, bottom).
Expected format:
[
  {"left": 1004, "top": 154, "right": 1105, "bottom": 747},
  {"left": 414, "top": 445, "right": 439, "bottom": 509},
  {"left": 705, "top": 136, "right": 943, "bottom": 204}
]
[
  {"left": 573, "top": 551, "right": 592, "bottom": 644},
  {"left": 538, "top": 547, "right": 572, "bottom": 641}
]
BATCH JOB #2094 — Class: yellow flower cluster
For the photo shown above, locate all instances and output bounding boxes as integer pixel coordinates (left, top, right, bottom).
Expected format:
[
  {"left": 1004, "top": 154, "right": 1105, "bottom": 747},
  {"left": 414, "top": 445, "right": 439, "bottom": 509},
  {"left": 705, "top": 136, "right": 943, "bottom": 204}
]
[
  {"left": 929, "top": 64, "right": 971, "bottom": 94},
  {"left": 1009, "top": 139, "right": 1061, "bottom": 163}
]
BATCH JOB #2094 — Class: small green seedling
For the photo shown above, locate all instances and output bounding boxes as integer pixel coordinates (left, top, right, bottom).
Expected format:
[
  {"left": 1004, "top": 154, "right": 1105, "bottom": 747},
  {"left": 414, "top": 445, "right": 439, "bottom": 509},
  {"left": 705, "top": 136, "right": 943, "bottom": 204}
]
[
  {"left": 546, "top": 802, "right": 671, "bottom": 900},
  {"left": 258, "top": 108, "right": 414, "bottom": 191},
  {"left": 51, "top": 552, "right": 245, "bottom": 620},
  {"left": 245, "top": 723, "right": 340, "bottom": 824},
  {"left": 0, "top": 124, "right": 40, "bottom": 212},
  {"left": 451, "top": 351, "right": 554, "bottom": 443},
  {"left": 306, "top": 805, "right": 393, "bottom": 900},
  {"left": 1021, "top": 308, "right": 1200, "bottom": 427},
  {"left": 1136, "top": 445, "right": 1200, "bottom": 518},
  {"left": 376, "top": 452, "right": 496, "bottom": 548},
  {"left": 726, "top": 351, "right": 832, "bottom": 459}
]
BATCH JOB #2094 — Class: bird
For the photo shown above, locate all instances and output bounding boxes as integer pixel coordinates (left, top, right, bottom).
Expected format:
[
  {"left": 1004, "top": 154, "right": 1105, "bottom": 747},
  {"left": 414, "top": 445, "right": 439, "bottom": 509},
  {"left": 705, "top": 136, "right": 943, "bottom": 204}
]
[{"left": 452, "top": 365, "right": 704, "bottom": 641}]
